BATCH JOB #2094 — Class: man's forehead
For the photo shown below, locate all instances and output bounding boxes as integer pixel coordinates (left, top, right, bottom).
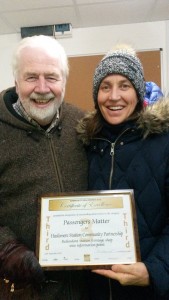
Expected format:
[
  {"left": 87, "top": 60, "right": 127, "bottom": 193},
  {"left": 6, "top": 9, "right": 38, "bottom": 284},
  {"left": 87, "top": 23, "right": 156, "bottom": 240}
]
[{"left": 20, "top": 46, "right": 60, "bottom": 62}]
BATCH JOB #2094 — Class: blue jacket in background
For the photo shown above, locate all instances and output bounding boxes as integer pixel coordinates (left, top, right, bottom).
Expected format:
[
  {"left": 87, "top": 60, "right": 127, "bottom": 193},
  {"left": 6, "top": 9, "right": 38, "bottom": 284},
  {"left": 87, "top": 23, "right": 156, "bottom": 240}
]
[{"left": 144, "top": 81, "right": 163, "bottom": 105}]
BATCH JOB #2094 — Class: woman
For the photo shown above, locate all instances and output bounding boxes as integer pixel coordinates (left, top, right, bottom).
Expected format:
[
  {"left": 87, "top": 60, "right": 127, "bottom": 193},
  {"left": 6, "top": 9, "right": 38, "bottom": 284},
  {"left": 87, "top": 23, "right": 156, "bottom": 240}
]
[{"left": 77, "top": 45, "right": 169, "bottom": 299}]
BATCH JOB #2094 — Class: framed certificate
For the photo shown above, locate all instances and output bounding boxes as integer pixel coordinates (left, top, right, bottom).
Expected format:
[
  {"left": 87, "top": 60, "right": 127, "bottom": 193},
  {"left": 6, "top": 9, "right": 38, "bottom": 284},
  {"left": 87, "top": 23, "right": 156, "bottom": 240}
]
[{"left": 36, "top": 190, "right": 140, "bottom": 270}]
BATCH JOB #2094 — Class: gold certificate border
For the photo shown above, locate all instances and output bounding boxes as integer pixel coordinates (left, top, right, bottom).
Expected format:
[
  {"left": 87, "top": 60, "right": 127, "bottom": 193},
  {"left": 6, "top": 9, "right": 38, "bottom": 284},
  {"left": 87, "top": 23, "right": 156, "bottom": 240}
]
[{"left": 36, "top": 190, "right": 140, "bottom": 270}]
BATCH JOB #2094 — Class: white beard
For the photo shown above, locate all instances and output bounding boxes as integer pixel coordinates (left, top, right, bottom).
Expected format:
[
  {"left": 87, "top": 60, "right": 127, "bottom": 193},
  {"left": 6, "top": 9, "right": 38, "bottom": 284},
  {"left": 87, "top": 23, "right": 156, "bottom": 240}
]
[
  {"left": 29, "top": 97, "right": 63, "bottom": 125},
  {"left": 22, "top": 91, "right": 64, "bottom": 126}
]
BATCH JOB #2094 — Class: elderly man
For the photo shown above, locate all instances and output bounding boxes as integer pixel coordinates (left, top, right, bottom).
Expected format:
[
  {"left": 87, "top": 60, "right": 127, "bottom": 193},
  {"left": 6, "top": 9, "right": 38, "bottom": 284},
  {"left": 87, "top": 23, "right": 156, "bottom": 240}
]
[{"left": 0, "top": 35, "right": 88, "bottom": 300}]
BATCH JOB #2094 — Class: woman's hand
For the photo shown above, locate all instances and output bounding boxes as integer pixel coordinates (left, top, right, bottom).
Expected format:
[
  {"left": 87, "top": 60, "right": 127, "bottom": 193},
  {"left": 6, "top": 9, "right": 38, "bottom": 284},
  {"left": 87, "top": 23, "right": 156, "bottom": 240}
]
[{"left": 92, "top": 262, "right": 150, "bottom": 286}]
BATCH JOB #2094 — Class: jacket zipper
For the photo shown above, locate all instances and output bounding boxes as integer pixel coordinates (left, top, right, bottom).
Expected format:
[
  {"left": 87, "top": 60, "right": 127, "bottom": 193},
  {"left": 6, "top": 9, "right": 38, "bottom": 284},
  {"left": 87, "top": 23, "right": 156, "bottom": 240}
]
[
  {"left": 92, "top": 128, "right": 132, "bottom": 300},
  {"left": 92, "top": 128, "right": 131, "bottom": 190},
  {"left": 109, "top": 128, "right": 131, "bottom": 189},
  {"left": 48, "top": 135, "right": 64, "bottom": 192},
  {"left": 109, "top": 142, "right": 115, "bottom": 189}
]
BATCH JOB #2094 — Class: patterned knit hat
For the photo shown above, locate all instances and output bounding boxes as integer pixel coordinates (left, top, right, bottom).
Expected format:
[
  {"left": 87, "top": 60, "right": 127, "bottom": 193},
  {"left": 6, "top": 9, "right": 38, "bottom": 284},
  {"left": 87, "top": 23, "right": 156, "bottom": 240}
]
[{"left": 93, "top": 45, "right": 145, "bottom": 105}]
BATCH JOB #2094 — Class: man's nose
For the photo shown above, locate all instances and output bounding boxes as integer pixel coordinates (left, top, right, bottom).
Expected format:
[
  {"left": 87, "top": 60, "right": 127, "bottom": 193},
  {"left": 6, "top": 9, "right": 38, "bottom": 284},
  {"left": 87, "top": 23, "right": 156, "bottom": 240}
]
[{"left": 34, "top": 77, "right": 50, "bottom": 93}]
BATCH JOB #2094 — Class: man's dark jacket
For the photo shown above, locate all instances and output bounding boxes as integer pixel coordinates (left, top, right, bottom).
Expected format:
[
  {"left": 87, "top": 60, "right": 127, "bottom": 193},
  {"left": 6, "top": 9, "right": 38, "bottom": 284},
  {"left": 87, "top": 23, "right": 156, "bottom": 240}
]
[{"left": 0, "top": 87, "right": 88, "bottom": 300}]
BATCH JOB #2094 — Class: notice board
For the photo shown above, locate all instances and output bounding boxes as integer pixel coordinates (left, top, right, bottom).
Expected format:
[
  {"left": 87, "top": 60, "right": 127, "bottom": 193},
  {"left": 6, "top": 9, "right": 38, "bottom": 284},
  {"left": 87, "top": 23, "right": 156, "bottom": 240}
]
[{"left": 65, "top": 50, "right": 162, "bottom": 112}]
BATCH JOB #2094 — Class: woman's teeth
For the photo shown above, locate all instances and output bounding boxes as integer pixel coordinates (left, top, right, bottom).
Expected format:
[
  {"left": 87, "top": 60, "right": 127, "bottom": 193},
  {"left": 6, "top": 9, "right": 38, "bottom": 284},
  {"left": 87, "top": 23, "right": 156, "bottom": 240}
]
[{"left": 109, "top": 106, "right": 123, "bottom": 110}]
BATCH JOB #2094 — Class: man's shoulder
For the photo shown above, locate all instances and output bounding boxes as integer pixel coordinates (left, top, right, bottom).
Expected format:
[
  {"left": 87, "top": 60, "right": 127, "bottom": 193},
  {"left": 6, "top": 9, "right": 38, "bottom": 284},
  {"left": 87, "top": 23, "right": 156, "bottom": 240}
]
[{"left": 62, "top": 102, "right": 86, "bottom": 118}]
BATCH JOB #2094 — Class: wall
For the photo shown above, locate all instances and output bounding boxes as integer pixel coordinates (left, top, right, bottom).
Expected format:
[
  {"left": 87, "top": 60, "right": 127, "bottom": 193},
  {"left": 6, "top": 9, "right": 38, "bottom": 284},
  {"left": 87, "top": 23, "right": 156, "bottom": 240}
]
[
  {"left": 0, "top": 33, "right": 20, "bottom": 90},
  {"left": 0, "top": 20, "right": 168, "bottom": 95}
]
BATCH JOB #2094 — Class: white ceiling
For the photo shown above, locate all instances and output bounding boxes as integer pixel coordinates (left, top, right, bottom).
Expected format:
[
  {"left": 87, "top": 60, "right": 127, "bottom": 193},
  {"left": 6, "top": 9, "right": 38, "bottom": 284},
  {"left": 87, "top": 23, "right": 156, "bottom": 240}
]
[{"left": 0, "top": 0, "right": 169, "bottom": 36}]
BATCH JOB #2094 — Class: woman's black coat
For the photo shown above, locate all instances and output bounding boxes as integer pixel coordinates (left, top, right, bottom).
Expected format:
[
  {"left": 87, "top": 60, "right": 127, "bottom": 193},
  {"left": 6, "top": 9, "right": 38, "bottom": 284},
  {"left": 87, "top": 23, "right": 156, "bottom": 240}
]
[{"left": 78, "top": 99, "right": 169, "bottom": 299}]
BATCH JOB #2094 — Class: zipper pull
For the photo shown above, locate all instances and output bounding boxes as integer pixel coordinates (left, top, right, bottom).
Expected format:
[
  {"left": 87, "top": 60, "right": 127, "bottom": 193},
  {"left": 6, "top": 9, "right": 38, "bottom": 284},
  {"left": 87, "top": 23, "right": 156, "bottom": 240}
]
[{"left": 110, "top": 143, "right": 115, "bottom": 156}]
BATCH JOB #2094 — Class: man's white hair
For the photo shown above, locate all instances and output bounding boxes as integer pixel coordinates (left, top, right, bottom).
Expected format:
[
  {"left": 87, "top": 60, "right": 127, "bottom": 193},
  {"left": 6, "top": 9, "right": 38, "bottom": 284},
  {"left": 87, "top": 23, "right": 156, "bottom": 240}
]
[{"left": 12, "top": 35, "right": 69, "bottom": 81}]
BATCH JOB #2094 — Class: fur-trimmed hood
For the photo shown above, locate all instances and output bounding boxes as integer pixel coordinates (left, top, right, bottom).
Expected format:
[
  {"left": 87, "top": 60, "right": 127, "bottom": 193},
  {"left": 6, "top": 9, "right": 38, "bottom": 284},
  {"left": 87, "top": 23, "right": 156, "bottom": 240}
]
[{"left": 77, "top": 98, "right": 169, "bottom": 144}]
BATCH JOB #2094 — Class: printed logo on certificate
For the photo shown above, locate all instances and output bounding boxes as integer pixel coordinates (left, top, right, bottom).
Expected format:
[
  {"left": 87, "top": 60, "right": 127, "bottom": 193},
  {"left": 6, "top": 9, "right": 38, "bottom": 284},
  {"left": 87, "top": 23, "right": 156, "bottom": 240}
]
[{"left": 36, "top": 190, "right": 140, "bottom": 270}]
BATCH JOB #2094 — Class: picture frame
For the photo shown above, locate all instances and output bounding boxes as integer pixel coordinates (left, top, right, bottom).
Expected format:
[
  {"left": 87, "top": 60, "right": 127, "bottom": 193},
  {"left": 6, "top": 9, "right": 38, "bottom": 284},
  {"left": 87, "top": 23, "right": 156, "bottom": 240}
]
[{"left": 36, "top": 190, "right": 140, "bottom": 270}]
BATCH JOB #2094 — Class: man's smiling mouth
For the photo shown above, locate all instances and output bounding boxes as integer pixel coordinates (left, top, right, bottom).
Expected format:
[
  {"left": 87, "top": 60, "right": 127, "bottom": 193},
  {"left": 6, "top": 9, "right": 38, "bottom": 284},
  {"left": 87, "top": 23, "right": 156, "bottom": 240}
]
[{"left": 31, "top": 98, "right": 52, "bottom": 104}]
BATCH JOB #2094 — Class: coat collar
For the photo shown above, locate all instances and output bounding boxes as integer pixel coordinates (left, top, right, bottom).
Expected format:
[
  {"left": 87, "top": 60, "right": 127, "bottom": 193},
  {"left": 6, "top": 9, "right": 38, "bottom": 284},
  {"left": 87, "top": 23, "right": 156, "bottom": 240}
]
[{"left": 137, "top": 98, "right": 169, "bottom": 137}]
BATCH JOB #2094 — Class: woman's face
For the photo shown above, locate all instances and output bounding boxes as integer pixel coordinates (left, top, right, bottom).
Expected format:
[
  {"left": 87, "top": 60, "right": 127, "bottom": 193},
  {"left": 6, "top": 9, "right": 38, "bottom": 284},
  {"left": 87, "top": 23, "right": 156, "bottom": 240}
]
[{"left": 97, "top": 74, "right": 138, "bottom": 125}]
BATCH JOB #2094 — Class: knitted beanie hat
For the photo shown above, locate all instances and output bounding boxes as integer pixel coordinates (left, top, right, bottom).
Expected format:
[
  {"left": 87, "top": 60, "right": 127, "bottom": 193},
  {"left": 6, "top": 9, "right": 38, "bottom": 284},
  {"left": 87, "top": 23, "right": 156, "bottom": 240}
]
[{"left": 93, "top": 44, "right": 145, "bottom": 105}]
